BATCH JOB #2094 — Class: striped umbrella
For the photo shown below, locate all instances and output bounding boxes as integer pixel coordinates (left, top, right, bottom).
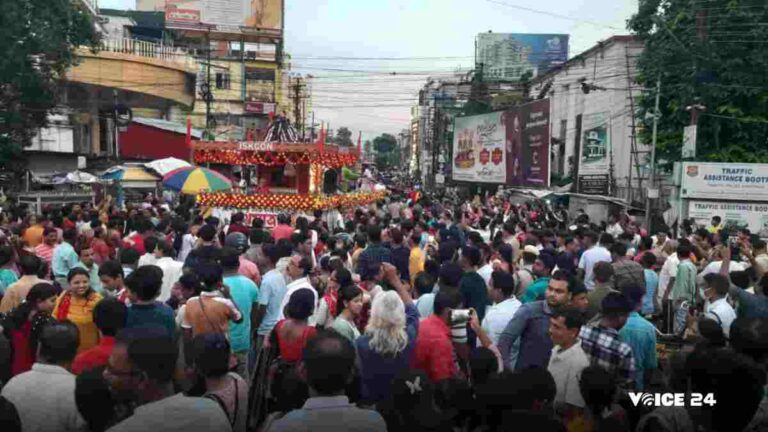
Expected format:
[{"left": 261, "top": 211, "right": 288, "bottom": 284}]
[{"left": 162, "top": 166, "right": 232, "bottom": 195}]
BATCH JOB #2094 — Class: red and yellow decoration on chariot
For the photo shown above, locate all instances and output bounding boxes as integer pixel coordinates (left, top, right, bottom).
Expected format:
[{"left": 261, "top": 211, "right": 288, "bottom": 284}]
[{"left": 192, "top": 118, "right": 384, "bottom": 223}]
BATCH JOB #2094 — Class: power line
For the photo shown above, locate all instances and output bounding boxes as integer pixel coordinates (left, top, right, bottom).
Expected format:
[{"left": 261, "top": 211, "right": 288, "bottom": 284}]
[{"left": 481, "top": 0, "right": 622, "bottom": 30}]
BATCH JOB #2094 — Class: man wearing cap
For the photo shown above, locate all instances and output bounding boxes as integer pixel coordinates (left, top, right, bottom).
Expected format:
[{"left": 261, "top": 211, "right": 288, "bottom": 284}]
[
  {"left": 515, "top": 245, "right": 538, "bottom": 297},
  {"left": 225, "top": 232, "right": 260, "bottom": 285},
  {"left": 579, "top": 292, "right": 636, "bottom": 388},
  {"left": 520, "top": 252, "right": 555, "bottom": 304}
]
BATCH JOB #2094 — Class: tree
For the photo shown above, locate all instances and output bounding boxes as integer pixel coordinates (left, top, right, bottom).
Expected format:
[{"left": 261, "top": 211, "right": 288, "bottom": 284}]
[
  {"left": 373, "top": 133, "right": 398, "bottom": 170},
  {"left": 0, "top": 0, "right": 99, "bottom": 169},
  {"left": 333, "top": 126, "right": 353, "bottom": 147},
  {"left": 629, "top": 0, "right": 768, "bottom": 166}
]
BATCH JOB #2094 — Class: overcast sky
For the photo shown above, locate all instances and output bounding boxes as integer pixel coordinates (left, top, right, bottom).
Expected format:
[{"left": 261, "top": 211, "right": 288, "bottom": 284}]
[{"left": 98, "top": 0, "right": 638, "bottom": 140}]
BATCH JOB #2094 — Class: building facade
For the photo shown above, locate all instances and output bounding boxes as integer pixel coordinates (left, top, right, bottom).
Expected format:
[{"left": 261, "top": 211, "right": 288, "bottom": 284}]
[{"left": 529, "top": 36, "right": 647, "bottom": 201}]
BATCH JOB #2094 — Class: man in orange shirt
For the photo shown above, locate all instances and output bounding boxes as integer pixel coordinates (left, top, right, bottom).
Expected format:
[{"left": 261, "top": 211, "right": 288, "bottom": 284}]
[{"left": 22, "top": 215, "right": 45, "bottom": 248}]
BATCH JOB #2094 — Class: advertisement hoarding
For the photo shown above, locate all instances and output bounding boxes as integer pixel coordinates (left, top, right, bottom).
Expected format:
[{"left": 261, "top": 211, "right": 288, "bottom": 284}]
[
  {"left": 452, "top": 112, "right": 507, "bottom": 184},
  {"left": 688, "top": 200, "right": 768, "bottom": 238},
  {"left": 578, "top": 112, "right": 611, "bottom": 195},
  {"left": 477, "top": 33, "right": 569, "bottom": 82},
  {"left": 164, "top": 0, "right": 283, "bottom": 32},
  {"left": 505, "top": 99, "right": 550, "bottom": 187},
  {"left": 681, "top": 162, "right": 768, "bottom": 201}
]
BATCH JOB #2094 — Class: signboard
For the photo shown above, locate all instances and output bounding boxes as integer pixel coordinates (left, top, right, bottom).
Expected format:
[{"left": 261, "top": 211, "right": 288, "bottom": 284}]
[
  {"left": 682, "top": 125, "right": 697, "bottom": 159},
  {"left": 681, "top": 162, "right": 768, "bottom": 201},
  {"left": 578, "top": 174, "right": 610, "bottom": 195},
  {"left": 164, "top": 0, "right": 283, "bottom": 32},
  {"left": 505, "top": 99, "right": 550, "bottom": 187},
  {"left": 244, "top": 102, "right": 276, "bottom": 114},
  {"left": 165, "top": 7, "right": 200, "bottom": 23},
  {"left": 688, "top": 200, "right": 768, "bottom": 238},
  {"left": 476, "top": 33, "right": 569, "bottom": 81},
  {"left": 452, "top": 111, "right": 507, "bottom": 184},
  {"left": 578, "top": 112, "right": 611, "bottom": 195},
  {"left": 212, "top": 208, "right": 278, "bottom": 228}
]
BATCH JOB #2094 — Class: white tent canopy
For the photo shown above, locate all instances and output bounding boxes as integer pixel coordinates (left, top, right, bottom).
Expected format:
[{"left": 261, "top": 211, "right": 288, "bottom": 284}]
[{"left": 144, "top": 158, "right": 192, "bottom": 177}]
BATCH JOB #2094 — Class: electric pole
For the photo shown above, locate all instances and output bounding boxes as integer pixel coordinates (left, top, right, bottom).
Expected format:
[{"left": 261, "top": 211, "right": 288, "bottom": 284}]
[
  {"left": 293, "top": 77, "right": 303, "bottom": 131},
  {"left": 644, "top": 77, "right": 661, "bottom": 233}
]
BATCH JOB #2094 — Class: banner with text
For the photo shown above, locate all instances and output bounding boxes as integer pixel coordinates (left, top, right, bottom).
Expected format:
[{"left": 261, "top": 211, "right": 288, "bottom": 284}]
[
  {"left": 578, "top": 112, "right": 611, "bottom": 195},
  {"left": 452, "top": 111, "right": 507, "bottom": 184},
  {"left": 681, "top": 162, "right": 768, "bottom": 201},
  {"left": 688, "top": 200, "right": 768, "bottom": 237},
  {"left": 506, "top": 99, "right": 551, "bottom": 187}
]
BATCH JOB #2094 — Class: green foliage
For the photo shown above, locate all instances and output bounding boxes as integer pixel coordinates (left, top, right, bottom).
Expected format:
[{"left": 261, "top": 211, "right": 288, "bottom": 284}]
[
  {"left": 629, "top": 0, "right": 768, "bottom": 166},
  {"left": 333, "top": 126, "right": 353, "bottom": 146},
  {"left": 0, "top": 0, "right": 99, "bottom": 170},
  {"left": 373, "top": 133, "right": 399, "bottom": 170}
]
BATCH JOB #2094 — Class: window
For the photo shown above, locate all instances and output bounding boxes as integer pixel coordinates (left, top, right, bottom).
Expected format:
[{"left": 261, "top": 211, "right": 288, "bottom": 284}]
[{"left": 215, "top": 72, "right": 230, "bottom": 90}]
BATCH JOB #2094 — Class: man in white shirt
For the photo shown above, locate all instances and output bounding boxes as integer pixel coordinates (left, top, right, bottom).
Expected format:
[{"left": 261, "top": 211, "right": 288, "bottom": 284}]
[
  {"left": 547, "top": 306, "right": 590, "bottom": 413},
  {"left": 137, "top": 236, "right": 159, "bottom": 268},
  {"left": 578, "top": 232, "right": 613, "bottom": 290},
  {"left": 279, "top": 255, "right": 318, "bottom": 326},
  {"left": 658, "top": 248, "right": 679, "bottom": 306},
  {"left": 481, "top": 271, "right": 521, "bottom": 345},
  {"left": 1, "top": 322, "right": 87, "bottom": 432},
  {"left": 606, "top": 214, "right": 624, "bottom": 238},
  {"left": 154, "top": 240, "right": 183, "bottom": 302},
  {"left": 702, "top": 273, "right": 737, "bottom": 338}
]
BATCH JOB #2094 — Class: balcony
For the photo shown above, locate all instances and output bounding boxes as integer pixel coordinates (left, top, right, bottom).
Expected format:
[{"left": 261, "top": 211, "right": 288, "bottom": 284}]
[{"left": 66, "top": 38, "right": 198, "bottom": 107}]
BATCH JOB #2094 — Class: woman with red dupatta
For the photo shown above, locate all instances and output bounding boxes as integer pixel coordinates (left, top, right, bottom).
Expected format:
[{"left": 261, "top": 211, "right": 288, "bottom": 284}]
[{"left": 52, "top": 267, "right": 103, "bottom": 352}]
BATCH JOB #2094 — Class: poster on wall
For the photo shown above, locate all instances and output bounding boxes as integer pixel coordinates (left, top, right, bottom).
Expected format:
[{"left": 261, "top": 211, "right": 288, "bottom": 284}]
[
  {"left": 578, "top": 112, "right": 611, "bottom": 195},
  {"left": 452, "top": 111, "right": 507, "bottom": 184},
  {"left": 505, "top": 100, "right": 550, "bottom": 187},
  {"left": 688, "top": 200, "right": 768, "bottom": 238},
  {"left": 681, "top": 162, "right": 768, "bottom": 201},
  {"left": 519, "top": 99, "right": 550, "bottom": 187},
  {"left": 578, "top": 174, "right": 610, "bottom": 195}
]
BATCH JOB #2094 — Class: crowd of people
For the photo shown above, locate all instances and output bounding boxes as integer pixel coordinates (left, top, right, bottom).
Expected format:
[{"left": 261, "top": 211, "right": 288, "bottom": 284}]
[{"left": 0, "top": 193, "right": 765, "bottom": 432}]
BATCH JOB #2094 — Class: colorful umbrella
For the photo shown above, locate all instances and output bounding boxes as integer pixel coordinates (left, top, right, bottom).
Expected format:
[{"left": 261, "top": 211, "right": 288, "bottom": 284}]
[{"left": 162, "top": 166, "right": 232, "bottom": 194}]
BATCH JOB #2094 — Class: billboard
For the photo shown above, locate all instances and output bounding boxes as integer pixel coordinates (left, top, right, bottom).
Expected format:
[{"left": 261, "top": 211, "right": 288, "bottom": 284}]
[
  {"left": 477, "top": 33, "right": 568, "bottom": 82},
  {"left": 688, "top": 200, "right": 768, "bottom": 238},
  {"left": 506, "top": 99, "right": 550, "bottom": 187},
  {"left": 578, "top": 112, "right": 611, "bottom": 195},
  {"left": 681, "top": 162, "right": 768, "bottom": 201},
  {"left": 452, "top": 112, "right": 507, "bottom": 184},
  {"left": 164, "top": 0, "right": 283, "bottom": 32}
]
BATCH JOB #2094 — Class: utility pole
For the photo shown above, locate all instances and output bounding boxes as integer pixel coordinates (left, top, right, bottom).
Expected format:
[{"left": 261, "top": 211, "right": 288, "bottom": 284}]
[
  {"left": 205, "top": 34, "right": 212, "bottom": 132},
  {"left": 293, "top": 76, "right": 302, "bottom": 131},
  {"left": 644, "top": 76, "right": 661, "bottom": 233},
  {"left": 310, "top": 111, "right": 315, "bottom": 141}
]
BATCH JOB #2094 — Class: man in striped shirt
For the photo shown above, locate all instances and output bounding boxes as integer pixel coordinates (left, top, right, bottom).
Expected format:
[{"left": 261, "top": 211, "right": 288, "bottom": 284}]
[{"left": 34, "top": 227, "right": 58, "bottom": 278}]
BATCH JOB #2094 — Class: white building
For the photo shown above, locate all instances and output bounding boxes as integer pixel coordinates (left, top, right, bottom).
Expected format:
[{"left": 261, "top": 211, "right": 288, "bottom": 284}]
[{"left": 529, "top": 35, "right": 647, "bottom": 202}]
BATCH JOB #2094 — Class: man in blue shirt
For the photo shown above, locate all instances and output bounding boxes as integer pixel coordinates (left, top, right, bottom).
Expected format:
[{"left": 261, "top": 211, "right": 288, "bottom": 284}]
[
  {"left": 619, "top": 283, "right": 657, "bottom": 390},
  {"left": 52, "top": 228, "right": 80, "bottom": 289},
  {"left": 253, "top": 242, "right": 290, "bottom": 342},
  {"left": 498, "top": 270, "right": 574, "bottom": 370},
  {"left": 220, "top": 247, "right": 259, "bottom": 382}
]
